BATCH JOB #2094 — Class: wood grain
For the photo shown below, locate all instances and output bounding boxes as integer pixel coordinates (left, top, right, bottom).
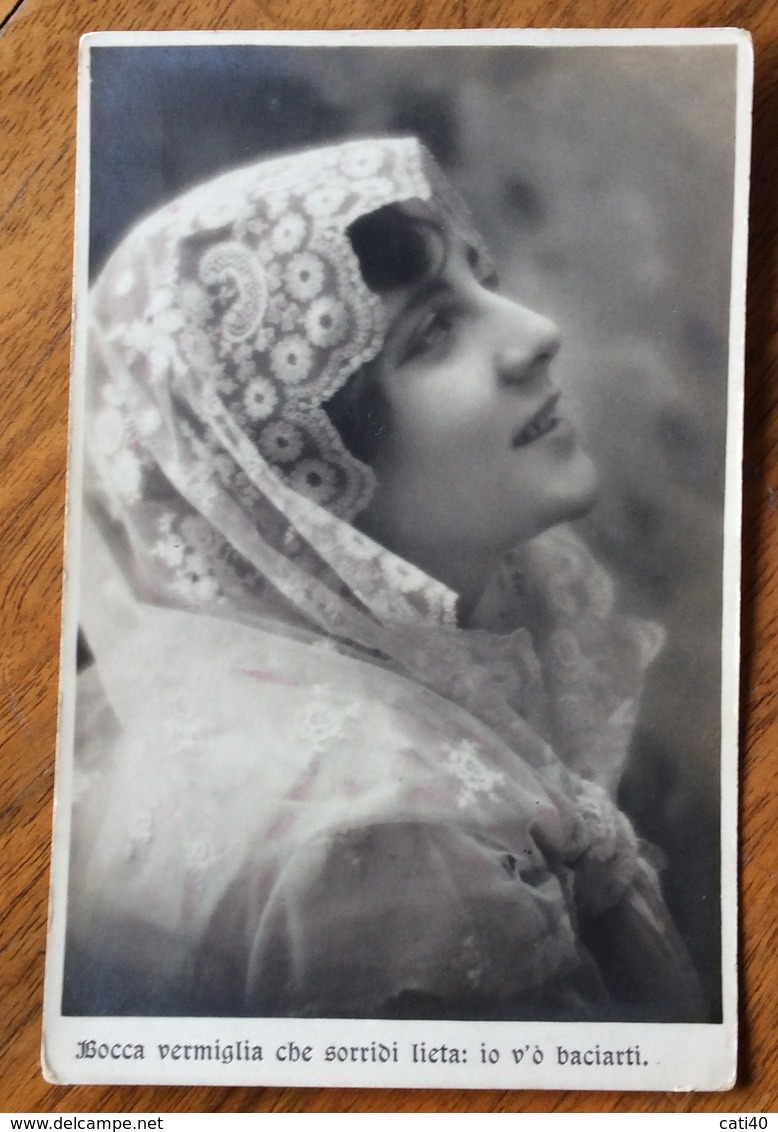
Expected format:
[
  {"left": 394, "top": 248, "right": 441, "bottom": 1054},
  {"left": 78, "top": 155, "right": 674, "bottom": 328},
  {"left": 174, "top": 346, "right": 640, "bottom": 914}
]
[{"left": 2, "top": 0, "right": 777, "bottom": 1114}]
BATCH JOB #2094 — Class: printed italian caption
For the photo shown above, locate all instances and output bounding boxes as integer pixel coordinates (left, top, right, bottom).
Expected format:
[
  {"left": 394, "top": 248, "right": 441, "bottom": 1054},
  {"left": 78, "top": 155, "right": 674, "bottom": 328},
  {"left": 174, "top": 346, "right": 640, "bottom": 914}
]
[{"left": 557, "top": 1044, "right": 648, "bottom": 1067}]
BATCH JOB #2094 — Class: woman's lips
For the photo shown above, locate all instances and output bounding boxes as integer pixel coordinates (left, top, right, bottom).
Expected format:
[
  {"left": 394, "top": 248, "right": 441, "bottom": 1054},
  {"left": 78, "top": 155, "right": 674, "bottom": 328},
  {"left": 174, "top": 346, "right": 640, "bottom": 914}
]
[{"left": 512, "top": 392, "right": 562, "bottom": 447}]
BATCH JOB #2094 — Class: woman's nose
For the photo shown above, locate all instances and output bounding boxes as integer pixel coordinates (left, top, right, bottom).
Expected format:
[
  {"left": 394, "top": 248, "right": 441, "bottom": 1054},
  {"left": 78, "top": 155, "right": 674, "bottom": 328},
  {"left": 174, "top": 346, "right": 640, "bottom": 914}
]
[{"left": 495, "top": 302, "right": 561, "bottom": 386}]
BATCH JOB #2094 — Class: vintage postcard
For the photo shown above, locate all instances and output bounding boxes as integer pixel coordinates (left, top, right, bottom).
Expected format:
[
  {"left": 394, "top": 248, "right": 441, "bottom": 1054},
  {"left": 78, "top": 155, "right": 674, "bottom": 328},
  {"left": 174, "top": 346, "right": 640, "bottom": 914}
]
[{"left": 43, "top": 28, "right": 751, "bottom": 1089}]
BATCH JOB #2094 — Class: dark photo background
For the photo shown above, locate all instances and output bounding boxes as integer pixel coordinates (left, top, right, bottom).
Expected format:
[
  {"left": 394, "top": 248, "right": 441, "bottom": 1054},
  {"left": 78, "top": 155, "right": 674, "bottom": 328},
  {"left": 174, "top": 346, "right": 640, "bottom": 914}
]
[{"left": 88, "top": 42, "right": 739, "bottom": 1019}]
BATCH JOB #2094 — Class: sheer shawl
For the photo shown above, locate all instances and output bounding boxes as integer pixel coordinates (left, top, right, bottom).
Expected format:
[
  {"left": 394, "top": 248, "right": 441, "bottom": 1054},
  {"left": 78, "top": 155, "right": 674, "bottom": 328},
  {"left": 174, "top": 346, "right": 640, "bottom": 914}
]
[{"left": 67, "top": 138, "right": 701, "bottom": 1020}]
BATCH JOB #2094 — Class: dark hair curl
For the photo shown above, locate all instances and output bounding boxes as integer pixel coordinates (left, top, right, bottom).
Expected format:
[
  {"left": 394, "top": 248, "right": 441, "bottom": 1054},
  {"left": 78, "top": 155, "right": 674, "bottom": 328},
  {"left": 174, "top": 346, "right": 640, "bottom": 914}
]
[{"left": 324, "top": 204, "right": 448, "bottom": 467}]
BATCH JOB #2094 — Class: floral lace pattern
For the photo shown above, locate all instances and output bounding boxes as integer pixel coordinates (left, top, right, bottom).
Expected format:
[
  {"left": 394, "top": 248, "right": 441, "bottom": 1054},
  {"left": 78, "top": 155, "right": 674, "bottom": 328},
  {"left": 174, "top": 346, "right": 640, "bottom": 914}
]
[
  {"left": 87, "top": 138, "right": 473, "bottom": 632},
  {"left": 444, "top": 739, "right": 507, "bottom": 810},
  {"left": 91, "top": 138, "right": 486, "bottom": 526}
]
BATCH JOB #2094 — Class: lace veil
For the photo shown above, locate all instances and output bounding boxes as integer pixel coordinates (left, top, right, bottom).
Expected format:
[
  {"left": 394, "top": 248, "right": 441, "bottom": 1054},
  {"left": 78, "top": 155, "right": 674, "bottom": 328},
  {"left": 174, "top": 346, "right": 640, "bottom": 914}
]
[{"left": 72, "top": 137, "right": 698, "bottom": 1018}]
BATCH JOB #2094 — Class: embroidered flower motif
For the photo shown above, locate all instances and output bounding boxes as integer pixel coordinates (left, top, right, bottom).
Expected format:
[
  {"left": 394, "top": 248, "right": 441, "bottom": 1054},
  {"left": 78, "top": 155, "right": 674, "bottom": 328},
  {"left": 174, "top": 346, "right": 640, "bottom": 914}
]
[
  {"left": 169, "top": 546, "right": 220, "bottom": 603},
  {"left": 285, "top": 253, "right": 325, "bottom": 302},
  {"left": 152, "top": 530, "right": 186, "bottom": 568},
  {"left": 305, "top": 296, "right": 348, "bottom": 348},
  {"left": 184, "top": 467, "right": 219, "bottom": 513},
  {"left": 271, "top": 212, "right": 306, "bottom": 255},
  {"left": 243, "top": 377, "right": 278, "bottom": 421},
  {"left": 270, "top": 336, "right": 313, "bottom": 385},
  {"left": 296, "top": 684, "right": 359, "bottom": 753},
  {"left": 259, "top": 421, "right": 304, "bottom": 465},
  {"left": 445, "top": 739, "right": 506, "bottom": 810},
  {"left": 120, "top": 318, "right": 156, "bottom": 358},
  {"left": 104, "top": 448, "right": 143, "bottom": 503},
  {"left": 150, "top": 289, "right": 186, "bottom": 332},
  {"left": 304, "top": 185, "right": 347, "bottom": 217},
  {"left": 289, "top": 459, "right": 338, "bottom": 505}
]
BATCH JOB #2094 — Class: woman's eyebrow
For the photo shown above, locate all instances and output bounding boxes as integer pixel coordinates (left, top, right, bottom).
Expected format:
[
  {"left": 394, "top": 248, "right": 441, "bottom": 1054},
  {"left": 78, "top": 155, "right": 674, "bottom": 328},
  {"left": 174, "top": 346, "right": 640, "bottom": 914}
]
[{"left": 388, "top": 277, "right": 451, "bottom": 332}]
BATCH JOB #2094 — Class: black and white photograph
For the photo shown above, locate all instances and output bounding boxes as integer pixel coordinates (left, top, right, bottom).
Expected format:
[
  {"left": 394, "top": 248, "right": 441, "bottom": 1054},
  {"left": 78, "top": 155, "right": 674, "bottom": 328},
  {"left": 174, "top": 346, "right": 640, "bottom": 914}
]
[{"left": 43, "top": 28, "right": 750, "bottom": 1089}]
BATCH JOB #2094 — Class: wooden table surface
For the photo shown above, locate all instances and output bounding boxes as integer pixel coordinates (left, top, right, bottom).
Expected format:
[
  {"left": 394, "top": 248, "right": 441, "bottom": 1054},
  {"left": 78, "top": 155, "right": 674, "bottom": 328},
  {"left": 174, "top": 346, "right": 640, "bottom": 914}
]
[{"left": 2, "top": 0, "right": 777, "bottom": 1115}]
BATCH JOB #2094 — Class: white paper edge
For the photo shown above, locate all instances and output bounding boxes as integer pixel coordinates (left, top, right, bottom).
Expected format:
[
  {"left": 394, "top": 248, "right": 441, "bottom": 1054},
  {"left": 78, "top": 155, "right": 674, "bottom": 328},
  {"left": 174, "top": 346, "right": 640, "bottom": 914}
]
[{"left": 78, "top": 27, "right": 749, "bottom": 48}]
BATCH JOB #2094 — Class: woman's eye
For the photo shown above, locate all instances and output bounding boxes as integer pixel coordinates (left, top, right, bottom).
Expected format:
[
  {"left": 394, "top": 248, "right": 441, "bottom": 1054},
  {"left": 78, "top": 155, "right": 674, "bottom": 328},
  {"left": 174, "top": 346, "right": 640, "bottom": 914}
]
[{"left": 402, "top": 306, "right": 456, "bottom": 364}]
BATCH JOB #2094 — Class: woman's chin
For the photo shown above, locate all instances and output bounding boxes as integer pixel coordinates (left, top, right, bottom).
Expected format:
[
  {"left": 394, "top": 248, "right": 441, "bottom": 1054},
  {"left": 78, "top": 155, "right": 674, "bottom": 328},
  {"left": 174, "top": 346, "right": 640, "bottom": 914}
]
[{"left": 539, "top": 453, "right": 600, "bottom": 533}]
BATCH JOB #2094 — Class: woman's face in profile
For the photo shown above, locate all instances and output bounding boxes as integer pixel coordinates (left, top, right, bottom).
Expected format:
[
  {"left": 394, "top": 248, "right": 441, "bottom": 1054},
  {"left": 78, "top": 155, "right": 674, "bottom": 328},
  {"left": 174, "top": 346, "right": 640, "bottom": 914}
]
[{"left": 357, "top": 221, "right": 599, "bottom": 584}]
